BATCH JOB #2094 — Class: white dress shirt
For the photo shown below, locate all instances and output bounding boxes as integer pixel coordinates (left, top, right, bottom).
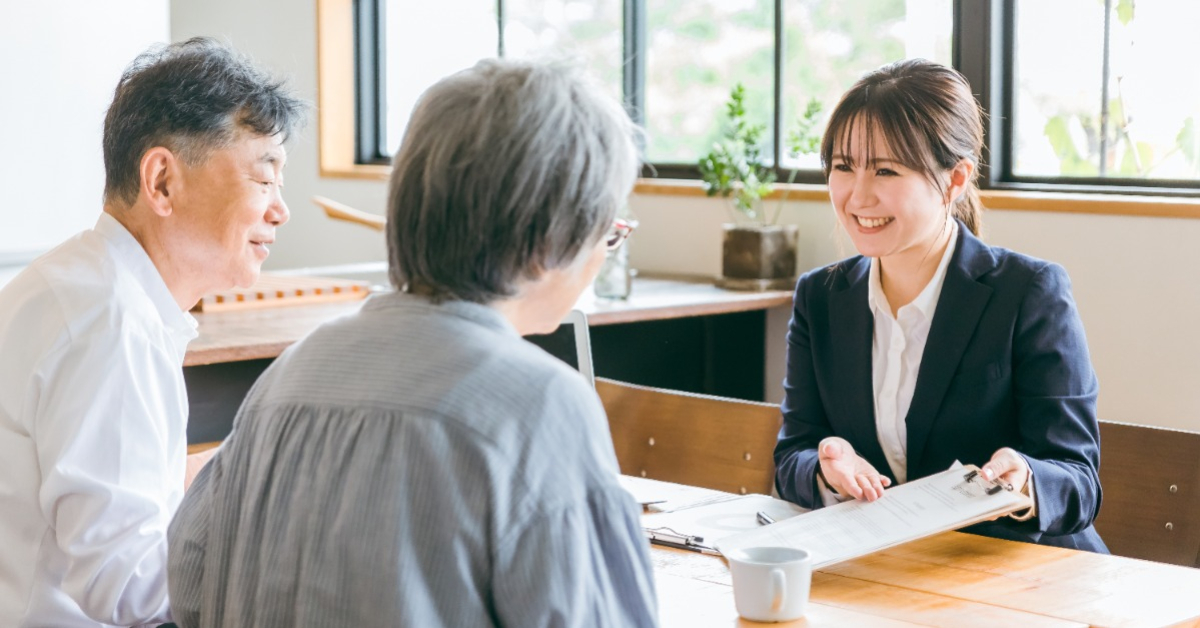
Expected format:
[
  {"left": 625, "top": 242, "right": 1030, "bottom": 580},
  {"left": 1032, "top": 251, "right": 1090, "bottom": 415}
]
[
  {"left": 819, "top": 222, "right": 958, "bottom": 502},
  {"left": 867, "top": 222, "right": 959, "bottom": 485},
  {"left": 0, "top": 212, "right": 196, "bottom": 627}
]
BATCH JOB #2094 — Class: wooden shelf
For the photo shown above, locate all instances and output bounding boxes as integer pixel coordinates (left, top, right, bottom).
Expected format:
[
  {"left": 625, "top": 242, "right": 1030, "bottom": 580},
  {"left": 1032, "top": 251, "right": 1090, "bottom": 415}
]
[{"left": 184, "top": 274, "right": 793, "bottom": 367}]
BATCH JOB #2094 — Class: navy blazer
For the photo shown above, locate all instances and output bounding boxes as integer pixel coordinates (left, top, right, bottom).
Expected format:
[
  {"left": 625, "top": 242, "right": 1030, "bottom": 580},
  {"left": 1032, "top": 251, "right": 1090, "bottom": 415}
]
[{"left": 774, "top": 223, "right": 1107, "bottom": 552}]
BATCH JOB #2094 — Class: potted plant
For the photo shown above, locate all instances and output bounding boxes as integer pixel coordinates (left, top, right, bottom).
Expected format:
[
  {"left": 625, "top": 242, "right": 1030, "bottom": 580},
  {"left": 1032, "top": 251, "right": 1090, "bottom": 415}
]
[{"left": 698, "top": 85, "right": 820, "bottom": 290}]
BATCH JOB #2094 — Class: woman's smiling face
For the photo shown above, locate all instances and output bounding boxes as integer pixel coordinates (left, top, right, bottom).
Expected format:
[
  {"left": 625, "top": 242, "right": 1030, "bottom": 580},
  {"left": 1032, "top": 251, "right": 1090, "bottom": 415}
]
[{"left": 827, "top": 121, "right": 954, "bottom": 264}]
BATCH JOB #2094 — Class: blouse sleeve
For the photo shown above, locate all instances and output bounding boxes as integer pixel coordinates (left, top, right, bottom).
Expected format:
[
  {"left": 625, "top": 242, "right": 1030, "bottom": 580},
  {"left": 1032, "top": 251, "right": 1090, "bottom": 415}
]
[
  {"left": 167, "top": 456, "right": 215, "bottom": 628},
  {"left": 491, "top": 484, "right": 658, "bottom": 628}
]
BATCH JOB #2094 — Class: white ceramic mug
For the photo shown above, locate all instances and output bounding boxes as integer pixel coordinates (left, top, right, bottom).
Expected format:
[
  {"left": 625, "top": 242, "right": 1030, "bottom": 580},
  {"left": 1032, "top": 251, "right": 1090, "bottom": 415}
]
[{"left": 726, "top": 546, "right": 812, "bottom": 622}]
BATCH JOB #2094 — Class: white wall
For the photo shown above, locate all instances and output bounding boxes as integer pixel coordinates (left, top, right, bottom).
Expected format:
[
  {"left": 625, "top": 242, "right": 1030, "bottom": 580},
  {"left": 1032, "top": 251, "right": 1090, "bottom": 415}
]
[
  {"left": 171, "top": 0, "right": 1200, "bottom": 433},
  {"left": 0, "top": 1, "right": 169, "bottom": 265}
]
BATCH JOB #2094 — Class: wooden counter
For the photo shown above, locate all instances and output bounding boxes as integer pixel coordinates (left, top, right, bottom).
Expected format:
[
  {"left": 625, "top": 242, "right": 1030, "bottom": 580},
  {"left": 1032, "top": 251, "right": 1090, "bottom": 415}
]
[{"left": 184, "top": 275, "right": 793, "bottom": 367}]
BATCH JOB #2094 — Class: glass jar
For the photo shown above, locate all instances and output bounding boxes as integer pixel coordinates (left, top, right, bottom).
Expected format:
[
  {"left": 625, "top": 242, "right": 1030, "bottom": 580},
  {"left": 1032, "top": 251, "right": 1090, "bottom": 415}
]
[{"left": 593, "top": 241, "right": 632, "bottom": 299}]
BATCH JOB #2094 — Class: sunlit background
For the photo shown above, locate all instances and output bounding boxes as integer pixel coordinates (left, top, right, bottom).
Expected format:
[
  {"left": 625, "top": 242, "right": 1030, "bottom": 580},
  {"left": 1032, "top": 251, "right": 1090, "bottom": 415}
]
[{"left": 383, "top": 0, "right": 1197, "bottom": 184}]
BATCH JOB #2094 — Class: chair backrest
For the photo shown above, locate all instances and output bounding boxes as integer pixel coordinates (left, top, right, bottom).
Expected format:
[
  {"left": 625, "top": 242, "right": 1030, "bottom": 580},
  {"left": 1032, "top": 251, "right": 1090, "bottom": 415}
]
[
  {"left": 1095, "top": 420, "right": 1200, "bottom": 567},
  {"left": 595, "top": 377, "right": 782, "bottom": 496}
]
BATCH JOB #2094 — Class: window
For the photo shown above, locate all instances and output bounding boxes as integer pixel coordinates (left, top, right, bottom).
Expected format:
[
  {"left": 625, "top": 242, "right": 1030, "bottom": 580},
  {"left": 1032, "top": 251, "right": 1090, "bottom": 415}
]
[
  {"left": 358, "top": 0, "right": 951, "bottom": 183},
  {"left": 1008, "top": 0, "right": 1200, "bottom": 188},
  {"left": 778, "top": 0, "right": 952, "bottom": 172},
  {"left": 360, "top": 0, "right": 622, "bottom": 162},
  {"left": 356, "top": 0, "right": 1199, "bottom": 195}
]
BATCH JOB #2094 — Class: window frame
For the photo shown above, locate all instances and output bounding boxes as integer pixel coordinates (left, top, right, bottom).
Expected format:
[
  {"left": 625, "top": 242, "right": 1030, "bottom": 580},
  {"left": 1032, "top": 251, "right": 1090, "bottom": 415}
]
[
  {"left": 351, "top": 0, "right": 1200, "bottom": 197},
  {"left": 353, "top": 0, "right": 389, "bottom": 165},
  {"left": 957, "top": 0, "right": 1200, "bottom": 198}
]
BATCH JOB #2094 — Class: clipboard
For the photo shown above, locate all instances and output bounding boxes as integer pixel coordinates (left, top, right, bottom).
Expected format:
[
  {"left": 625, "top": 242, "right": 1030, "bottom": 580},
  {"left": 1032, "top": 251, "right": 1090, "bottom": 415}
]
[
  {"left": 715, "top": 464, "right": 1032, "bottom": 568},
  {"left": 642, "top": 493, "right": 808, "bottom": 555}
]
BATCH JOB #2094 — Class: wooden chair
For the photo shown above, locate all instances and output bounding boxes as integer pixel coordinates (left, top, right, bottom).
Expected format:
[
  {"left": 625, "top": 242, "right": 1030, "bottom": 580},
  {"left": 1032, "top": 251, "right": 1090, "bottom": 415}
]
[
  {"left": 1095, "top": 420, "right": 1200, "bottom": 567},
  {"left": 595, "top": 377, "right": 782, "bottom": 496}
]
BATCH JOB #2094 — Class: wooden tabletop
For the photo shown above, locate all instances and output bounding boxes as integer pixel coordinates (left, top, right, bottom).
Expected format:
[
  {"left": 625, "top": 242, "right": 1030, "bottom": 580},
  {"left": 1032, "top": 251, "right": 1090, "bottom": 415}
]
[
  {"left": 184, "top": 274, "right": 793, "bottom": 367},
  {"left": 653, "top": 506, "right": 1200, "bottom": 627}
]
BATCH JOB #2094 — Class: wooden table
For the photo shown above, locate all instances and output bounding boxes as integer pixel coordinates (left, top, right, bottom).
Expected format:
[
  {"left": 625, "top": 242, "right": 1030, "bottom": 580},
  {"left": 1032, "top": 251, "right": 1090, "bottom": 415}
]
[
  {"left": 650, "top": 487, "right": 1200, "bottom": 628},
  {"left": 185, "top": 274, "right": 792, "bottom": 367}
]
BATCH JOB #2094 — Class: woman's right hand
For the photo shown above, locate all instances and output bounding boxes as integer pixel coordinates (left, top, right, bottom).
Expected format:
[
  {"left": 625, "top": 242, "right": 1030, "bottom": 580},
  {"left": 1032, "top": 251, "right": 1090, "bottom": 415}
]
[{"left": 817, "top": 437, "right": 891, "bottom": 502}]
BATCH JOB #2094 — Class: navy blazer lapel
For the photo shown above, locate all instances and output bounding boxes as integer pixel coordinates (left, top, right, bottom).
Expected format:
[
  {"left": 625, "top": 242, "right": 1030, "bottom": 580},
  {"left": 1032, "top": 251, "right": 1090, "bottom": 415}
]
[
  {"left": 906, "top": 225, "right": 996, "bottom": 473},
  {"left": 828, "top": 257, "right": 891, "bottom": 473}
]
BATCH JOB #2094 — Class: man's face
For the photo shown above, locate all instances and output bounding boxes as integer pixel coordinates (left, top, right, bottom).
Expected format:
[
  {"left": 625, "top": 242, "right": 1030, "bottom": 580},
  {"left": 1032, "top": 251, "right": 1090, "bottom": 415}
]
[{"left": 170, "top": 131, "right": 289, "bottom": 295}]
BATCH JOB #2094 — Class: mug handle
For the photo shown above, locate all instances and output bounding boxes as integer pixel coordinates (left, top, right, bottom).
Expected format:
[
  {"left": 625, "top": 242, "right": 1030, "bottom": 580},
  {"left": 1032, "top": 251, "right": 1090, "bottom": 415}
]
[{"left": 769, "top": 568, "right": 786, "bottom": 613}]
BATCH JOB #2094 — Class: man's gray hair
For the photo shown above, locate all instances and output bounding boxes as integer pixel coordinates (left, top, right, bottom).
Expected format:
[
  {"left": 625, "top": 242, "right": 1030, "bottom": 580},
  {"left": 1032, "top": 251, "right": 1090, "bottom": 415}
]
[
  {"left": 103, "top": 37, "right": 307, "bottom": 206},
  {"left": 386, "top": 58, "right": 640, "bottom": 304}
]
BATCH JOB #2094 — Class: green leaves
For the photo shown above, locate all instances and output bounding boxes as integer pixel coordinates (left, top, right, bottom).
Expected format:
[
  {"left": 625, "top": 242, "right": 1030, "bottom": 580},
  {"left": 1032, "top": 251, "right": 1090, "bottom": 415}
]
[
  {"left": 1116, "top": 140, "right": 1153, "bottom": 177},
  {"left": 1176, "top": 116, "right": 1200, "bottom": 175},
  {"left": 1044, "top": 114, "right": 1098, "bottom": 176},
  {"left": 699, "top": 83, "right": 776, "bottom": 223},
  {"left": 785, "top": 98, "right": 823, "bottom": 159},
  {"left": 1116, "top": 0, "right": 1135, "bottom": 26}
]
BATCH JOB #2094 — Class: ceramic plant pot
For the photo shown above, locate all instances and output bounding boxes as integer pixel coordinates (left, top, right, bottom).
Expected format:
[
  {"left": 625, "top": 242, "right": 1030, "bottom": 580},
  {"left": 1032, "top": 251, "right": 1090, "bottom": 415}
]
[{"left": 717, "top": 223, "right": 799, "bottom": 291}]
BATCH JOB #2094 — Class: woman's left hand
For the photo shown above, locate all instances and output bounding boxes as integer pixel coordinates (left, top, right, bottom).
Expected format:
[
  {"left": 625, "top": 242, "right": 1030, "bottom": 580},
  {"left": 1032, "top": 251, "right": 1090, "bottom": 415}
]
[{"left": 979, "top": 447, "right": 1030, "bottom": 494}]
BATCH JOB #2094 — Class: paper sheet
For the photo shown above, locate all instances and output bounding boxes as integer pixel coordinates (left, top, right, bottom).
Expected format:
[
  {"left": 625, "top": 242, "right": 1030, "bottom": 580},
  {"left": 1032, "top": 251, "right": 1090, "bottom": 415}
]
[
  {"left": 714, "top": 465, "right": 1032, "bottom": 568},
  {"left": 643, "top": 494, "right": 808, "bottom": 546},
  {"left": 618, "top": 475, "right": 733, "bottom": 512}
]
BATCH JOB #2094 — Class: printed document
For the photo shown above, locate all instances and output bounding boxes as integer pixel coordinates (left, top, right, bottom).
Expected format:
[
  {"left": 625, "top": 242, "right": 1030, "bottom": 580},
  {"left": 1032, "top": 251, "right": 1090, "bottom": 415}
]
[{"left": 714, "top": 464, "right": 1032, "bottom": 568}]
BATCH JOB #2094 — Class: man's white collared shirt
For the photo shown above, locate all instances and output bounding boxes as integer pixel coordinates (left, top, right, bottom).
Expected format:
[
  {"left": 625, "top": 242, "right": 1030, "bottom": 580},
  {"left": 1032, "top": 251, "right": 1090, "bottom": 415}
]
[{"left": 0, "top": 212, "right": 197, "bottom": 627}]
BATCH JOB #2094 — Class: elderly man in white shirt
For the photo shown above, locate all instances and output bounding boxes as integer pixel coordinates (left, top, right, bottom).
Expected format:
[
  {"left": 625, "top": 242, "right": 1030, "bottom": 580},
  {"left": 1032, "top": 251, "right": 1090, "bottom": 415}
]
[{"left": 0, "top": 38, "right": 304, "bottom": 627}]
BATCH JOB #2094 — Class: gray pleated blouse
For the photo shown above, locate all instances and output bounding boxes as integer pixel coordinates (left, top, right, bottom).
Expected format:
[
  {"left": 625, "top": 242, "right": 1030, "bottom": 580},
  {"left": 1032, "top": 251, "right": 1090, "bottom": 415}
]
[{"left": 167, "top": 292, "right": 658, "bottom": 627}]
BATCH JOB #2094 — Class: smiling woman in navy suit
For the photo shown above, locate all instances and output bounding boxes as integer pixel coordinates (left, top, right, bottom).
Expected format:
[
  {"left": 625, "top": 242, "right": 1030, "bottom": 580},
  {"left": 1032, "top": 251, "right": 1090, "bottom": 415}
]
[{"left": 774, "top": 59, "right": 1107, "bottom": 552}]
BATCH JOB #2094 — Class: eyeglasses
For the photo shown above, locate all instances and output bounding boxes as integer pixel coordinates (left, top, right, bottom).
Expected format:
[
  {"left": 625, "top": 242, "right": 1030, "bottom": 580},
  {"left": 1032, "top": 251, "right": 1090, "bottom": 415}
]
[{"left": 605, "top": 217, "right": 638, "bottom": 251}]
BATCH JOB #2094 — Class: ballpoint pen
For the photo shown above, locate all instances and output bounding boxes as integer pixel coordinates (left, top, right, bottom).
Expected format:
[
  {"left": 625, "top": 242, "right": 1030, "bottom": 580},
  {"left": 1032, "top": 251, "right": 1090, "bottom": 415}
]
[
  {"left": 648, "top": 537, "right": 721, "bottom": 555},
  {"left": 644, "top": 528, "right": 720, "bottom": 555},
  {"left": 755, "top": 511, "right": 776, "bottom": 526}
]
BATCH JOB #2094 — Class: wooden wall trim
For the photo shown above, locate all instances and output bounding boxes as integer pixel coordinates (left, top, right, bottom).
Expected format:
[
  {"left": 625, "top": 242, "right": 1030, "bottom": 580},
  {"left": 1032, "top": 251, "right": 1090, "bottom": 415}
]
[
  {"left": 978, "top": 190, "right": 1200, "bottom": 219},
  {"left": 632, "top": 180, "right": 1200, "bottom": 219},
  {"left": 316, "top": 0, "right": 371, "bottom": 179}
]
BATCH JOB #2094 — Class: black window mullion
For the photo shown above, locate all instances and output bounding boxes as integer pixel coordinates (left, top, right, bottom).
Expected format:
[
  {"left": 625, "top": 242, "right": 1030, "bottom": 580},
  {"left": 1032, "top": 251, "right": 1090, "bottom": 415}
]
[
  {"left": 373, "top": 0, "right": 389, "bottom": 161},
  {"left": 354, "top": 0, "right": 389, "bottom": 164},
  {"left": 624, "top": 0, "right": 647, "bottom": 160},
  {"left": 497, "top": 0, "right": 506, "bottom": 57},
  {"left": 1098, "top": 0, "right": 1113, "bottom": 177},
  {"left": 953, "top": 0, "right": 1010, "bottom": 189},
  {"left": 771, "top": 0, "right": 783, "bottom": 175}
]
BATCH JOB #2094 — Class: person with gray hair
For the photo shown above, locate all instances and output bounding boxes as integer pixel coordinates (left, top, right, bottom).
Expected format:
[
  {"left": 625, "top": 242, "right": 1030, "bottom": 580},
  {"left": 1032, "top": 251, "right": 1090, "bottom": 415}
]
[
  {"left": 0, "top": 37, "right": 304, "bottom": 626},
  {"left": 166, "top": 58, "right": 657, "bottom": 627}
]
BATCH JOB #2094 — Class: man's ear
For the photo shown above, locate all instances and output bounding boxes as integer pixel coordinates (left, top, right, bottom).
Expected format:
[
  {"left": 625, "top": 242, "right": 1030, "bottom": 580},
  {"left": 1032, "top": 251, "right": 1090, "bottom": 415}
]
[
  {"left": 946, "top": 158, "right": 975, "bottom": 205},
  {"left": 138, "top": 147, "right": 180, "bottom": 218}
]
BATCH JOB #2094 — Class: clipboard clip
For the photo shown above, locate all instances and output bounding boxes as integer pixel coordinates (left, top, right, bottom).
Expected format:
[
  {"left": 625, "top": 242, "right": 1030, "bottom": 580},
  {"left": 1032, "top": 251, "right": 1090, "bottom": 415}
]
[{"left": 962, "top": 469, "right": 1013, "bottom": 495}]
